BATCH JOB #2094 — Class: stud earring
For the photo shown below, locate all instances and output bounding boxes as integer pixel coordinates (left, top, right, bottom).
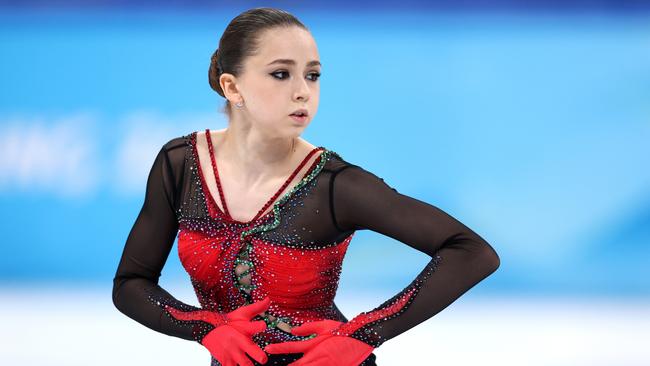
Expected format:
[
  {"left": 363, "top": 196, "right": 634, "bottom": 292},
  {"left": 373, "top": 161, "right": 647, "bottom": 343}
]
[{"left": 235, "top": 100, "right": 244, "bottom": 109}]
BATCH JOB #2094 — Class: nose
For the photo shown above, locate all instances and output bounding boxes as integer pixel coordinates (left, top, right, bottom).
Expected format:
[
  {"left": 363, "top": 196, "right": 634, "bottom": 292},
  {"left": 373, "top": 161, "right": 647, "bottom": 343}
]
[{"left": 293, "top": 77, "right": 310, "bottom": 103}]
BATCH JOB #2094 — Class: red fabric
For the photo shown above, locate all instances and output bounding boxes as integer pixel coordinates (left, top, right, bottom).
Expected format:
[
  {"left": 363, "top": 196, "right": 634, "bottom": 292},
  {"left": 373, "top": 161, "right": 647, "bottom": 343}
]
[
  {"left": 247, "top": 235, "right": 352, "bottom": 322},
  {"left": 334, "top": 287, "right": 417, "bottom": 337},
  {"left": 177, "top": 225, "right": 250, "bottom": 311},
  {"left": 179, "top": 129, "right": 353, "bottom": 341},
  {"left": 166, "top": 296, "right": 271, "bottom": 366},
  {"left": 264, "top": 319, "right": 375, "bottom": 366},
  {"left": 177, "top": 225, "right": 353, "bottom": 318}
]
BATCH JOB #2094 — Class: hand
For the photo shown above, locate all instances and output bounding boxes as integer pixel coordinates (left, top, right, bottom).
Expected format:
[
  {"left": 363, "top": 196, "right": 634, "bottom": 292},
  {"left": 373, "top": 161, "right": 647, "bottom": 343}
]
[
  {"left": 263, "top": 319, "right": 375, "bottom": 366},
  {"left": 165, "top": 297, "right": 271, "bottom": 366}
]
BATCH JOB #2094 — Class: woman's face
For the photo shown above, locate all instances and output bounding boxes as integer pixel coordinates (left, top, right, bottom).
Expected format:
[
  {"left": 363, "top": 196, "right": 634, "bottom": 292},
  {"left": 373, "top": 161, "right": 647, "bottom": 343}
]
[{"left": 233, "top": 26, "right": 321, "bottom": 138}]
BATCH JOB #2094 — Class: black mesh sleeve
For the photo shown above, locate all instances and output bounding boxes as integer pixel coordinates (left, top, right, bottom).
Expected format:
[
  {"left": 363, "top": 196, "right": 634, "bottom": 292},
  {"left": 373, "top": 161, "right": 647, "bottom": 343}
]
[
  {"left": 111, "top": 144, "right": 213, "bottom": 343},
  {"left": 330, "top": 164, "right": 500, "bottom": 348}
]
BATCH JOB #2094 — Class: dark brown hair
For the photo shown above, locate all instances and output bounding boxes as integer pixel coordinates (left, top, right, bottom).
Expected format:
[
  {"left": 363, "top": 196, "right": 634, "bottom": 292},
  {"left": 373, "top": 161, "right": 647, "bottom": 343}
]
[{"left": 209, "top": 7, "right": 309, "bottom": 118}]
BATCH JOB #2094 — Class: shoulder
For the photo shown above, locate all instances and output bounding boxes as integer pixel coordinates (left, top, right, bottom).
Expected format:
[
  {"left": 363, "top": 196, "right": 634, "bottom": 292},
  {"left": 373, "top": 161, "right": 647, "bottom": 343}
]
[
  {"left": 158, "top": 132, "right": 194, "bottom": 176},
  {"left": 162, "top": 132, "right": 193, "bottom": 153},
  {"left": 322, "top": 149, "right": 366, "bottom": 178},
  {"left": 324, "top": 152, "right": 398, "bottom": 193},
  {"left": 322, "top": 149, "right": 393, "bottom": 188}
]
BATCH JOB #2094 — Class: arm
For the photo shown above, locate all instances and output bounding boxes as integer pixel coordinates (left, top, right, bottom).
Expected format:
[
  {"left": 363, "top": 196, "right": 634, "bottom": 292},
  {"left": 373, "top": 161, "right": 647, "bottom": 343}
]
[
  {"left": 329, "top": 164, "right": 500, "bottom": 348},
  {"left": 111, "top": 145, "right": 212, "bottom": 342}
]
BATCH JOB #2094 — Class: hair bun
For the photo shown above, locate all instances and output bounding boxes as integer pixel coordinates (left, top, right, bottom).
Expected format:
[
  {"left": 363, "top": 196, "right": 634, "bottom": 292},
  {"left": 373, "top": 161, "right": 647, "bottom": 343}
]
[
  {"left": 209, "top": 48, "right": 225, "bottom": 97},
  {"left": 211, "top": 48, "right": 222, "bottom": 73}
]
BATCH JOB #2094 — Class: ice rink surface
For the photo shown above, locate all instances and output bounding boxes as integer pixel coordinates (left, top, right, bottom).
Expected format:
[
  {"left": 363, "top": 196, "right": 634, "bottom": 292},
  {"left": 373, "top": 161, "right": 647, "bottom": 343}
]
[{"left": 1, "top": 285, "right": 649, "bottom": 366}]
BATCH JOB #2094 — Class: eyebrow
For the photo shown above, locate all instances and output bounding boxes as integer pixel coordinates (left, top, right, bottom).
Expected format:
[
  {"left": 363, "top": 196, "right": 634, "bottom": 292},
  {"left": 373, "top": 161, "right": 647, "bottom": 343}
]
[{"left": 266, "top": 59, "right": 321, "bottom": 67}]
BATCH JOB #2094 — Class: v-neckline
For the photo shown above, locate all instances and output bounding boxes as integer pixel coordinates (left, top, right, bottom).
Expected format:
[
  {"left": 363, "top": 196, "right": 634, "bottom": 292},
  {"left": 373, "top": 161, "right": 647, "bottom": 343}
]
[{"left": 192, "top": 129, "right": 326, "bottom": 226}]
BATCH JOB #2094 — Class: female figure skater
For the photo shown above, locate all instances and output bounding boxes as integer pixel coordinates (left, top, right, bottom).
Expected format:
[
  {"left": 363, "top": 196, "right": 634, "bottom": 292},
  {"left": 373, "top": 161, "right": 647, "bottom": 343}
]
[{"left": 112, "top": 7, "right": 500, "bottom": 366}]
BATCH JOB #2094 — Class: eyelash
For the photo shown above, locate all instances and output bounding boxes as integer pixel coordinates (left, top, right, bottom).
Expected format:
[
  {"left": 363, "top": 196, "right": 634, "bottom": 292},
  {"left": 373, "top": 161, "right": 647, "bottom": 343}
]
[{"left": 270, "top": 70, "right": 321, "bottom": 82}]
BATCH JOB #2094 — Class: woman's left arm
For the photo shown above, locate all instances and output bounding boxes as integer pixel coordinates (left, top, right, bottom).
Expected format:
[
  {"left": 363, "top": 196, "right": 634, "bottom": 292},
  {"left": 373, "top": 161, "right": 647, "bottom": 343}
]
[{"left": 328, "top": 164, "right": 501, "bottom": 349}]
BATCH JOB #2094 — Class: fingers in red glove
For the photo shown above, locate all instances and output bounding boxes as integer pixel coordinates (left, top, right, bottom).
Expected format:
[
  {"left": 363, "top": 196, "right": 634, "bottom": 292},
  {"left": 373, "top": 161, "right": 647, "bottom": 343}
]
[
  {"left": 202, "top": 325, "right": 269, "bottom": 365},
  {"left": 229, "top": 296, "right": 271, "bottom": 321},
  {"left": 239, "top": 338, "right": 269, "bottom": 365},
  {"left": 231, "top": 353, "right": 255, "bottom": 366},
  {"left": 264, "top": 334, "right": 326, "bottom": 355},
  {"left": 232, "top": 319, "right": 268, "bottom": 338},
  {"left": 295, "top": 335, "right": 375, "bottom": 366},
  {"left": 265, "top": 319, "right": 375, "bottom": 366},
  {"left": 163, "top": 297, "right": 273, "bottom": 366},
  {"left": 290, "top": 319, "right": 343, "bottom": 336}
]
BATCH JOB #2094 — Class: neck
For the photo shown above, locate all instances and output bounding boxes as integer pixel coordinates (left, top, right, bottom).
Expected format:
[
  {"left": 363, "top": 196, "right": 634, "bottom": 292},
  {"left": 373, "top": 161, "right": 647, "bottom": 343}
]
[{"left": 215, "top": 122, "right": 301, "bottom": 182}]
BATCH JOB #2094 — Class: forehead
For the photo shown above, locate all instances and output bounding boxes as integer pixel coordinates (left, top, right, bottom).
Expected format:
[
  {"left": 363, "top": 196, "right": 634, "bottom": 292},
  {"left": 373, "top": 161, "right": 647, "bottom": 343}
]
[{"left": 251, "top": 26, "right": 319, "bottom": 66}]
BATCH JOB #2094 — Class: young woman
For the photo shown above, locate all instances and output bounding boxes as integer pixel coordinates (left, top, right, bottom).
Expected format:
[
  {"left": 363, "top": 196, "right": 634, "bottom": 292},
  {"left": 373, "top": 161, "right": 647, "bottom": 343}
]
[{"left": 112, "top": 7, "right": 500, "bottom": 366}]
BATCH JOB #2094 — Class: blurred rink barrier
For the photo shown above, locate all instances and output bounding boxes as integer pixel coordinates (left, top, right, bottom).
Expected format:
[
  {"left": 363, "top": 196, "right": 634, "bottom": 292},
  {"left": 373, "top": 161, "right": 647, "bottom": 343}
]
[{"left": 1, "top": 1, "right": 649, "bottom": 365}]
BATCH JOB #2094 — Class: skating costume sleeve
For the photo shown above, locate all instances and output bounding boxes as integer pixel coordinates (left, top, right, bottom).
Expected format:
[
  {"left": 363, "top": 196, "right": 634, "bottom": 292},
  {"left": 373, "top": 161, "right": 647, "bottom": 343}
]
[
  {"left": 329, "top": 164, "right": 501, "bottom": 348},
  {"left": 112, "top": 145, "right": 213, "bottom": 343}
]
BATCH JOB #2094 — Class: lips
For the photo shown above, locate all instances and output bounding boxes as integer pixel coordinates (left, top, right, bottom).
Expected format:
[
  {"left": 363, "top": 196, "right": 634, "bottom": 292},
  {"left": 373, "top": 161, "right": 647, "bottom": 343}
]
[{"left": 290, "top": 108, "right": 308, "bottom": 117}]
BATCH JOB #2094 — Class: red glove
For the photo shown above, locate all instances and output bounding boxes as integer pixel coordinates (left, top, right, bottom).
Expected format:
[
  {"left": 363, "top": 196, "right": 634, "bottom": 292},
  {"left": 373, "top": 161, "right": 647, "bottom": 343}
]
[
  {"left": 165, "top": 297, "right": 271, "bottom": 366},
  {"left": 263, "top": 319, "right": 375, "bottom": 366}
]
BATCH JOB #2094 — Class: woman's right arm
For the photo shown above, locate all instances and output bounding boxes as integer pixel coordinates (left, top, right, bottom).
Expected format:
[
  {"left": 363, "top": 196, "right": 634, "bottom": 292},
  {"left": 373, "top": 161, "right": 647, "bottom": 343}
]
[
  {"left": 111, "top": 143, "right": 212, "bottom": 342},
  {"left": 113, "top": 140, "right": 271, "bottom": 366}
]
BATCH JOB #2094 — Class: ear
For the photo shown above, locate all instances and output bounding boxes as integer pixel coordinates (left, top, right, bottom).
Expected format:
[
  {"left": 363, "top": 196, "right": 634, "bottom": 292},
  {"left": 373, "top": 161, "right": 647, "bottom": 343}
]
[{"left": 219, "top": 73, "right": 242, "bottom": 103}]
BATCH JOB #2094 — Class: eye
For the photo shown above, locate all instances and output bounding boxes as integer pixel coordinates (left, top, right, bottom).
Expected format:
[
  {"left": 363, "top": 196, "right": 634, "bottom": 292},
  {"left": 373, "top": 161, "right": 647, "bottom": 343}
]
[
  {"left": 270, "top": 70, "right": 321, "bottom": 82},
  {"left": 271, "top": 70, "right": 289, "bottom": 80}
]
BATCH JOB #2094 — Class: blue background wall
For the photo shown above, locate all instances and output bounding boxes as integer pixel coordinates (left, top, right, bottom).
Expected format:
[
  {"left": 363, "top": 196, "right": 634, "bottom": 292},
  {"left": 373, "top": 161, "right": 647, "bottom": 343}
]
[{"left": 1, "top": 2, "right": 648, "bottom": 365}]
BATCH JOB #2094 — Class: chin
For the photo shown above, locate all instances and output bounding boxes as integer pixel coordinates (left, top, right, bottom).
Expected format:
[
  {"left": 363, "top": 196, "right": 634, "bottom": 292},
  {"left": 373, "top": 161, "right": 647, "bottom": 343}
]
[{"left": 291, "top": 123, "right": 309, "bottom": 132}]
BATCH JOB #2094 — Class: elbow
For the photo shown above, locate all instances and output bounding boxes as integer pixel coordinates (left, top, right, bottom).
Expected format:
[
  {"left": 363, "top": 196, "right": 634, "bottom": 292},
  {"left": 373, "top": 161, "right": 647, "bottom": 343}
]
[
  {"left": 463, "top": 227, "right": 500, "bottom": 274},
  {"left": 112, "top": 276, "right": 126, "bottom": 314},
  {"left": 442, "top": 231, "right": 501, "bottom": 275},
  {"left": 459, "top": 231, "right": 500, "bottom": 275},
  {"left": 479, "top": 240, "right": 500, "bottom": 274}
]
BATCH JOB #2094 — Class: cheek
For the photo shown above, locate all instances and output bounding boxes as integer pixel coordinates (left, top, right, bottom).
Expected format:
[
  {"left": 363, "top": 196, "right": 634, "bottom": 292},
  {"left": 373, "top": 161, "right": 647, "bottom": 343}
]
[
  {"left": 246, "top": 85, "right": 284, "bottom": 113},
  {"left": 310, "top": 87, "right": 320, "bottom": 107},
  {"left": 253, "top": 81, "right": 280, "bottom": 101},
  {"left": 260, "top": 82, "right": 291, "bottom": 106}
]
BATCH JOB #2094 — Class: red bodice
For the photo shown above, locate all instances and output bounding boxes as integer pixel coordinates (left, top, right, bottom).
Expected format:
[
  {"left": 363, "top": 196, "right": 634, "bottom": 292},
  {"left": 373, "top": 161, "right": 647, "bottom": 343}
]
[
  {"left": 175, "top": 129, "right": 353, "bottom": 345},
  {"left": 177, "top": 221, "right": 354, "bottom": 324},
  {"left": 113, "top": 129, "right": 499, "bottom": 361}
]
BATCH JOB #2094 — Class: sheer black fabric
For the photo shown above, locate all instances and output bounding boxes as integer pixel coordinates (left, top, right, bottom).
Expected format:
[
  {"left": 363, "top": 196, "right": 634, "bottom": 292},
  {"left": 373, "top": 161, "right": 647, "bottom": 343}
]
[
  {"left": 111, "top": 141, "right": 209, "bottom": 342},
  {"left": 112, "top": 132, "right": 500, "bottom": 365},
  {"left": 329, "top": 165, "right": 500, "bottom": 347}
]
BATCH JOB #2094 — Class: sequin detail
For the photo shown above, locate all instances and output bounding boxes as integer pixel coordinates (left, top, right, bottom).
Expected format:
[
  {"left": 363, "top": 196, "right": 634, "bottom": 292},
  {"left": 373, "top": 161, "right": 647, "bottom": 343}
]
[
  {"left": 113, "top": 128, "right": 501, "bottom": 366},
  {"left": 163, "top": 305, "right": 229, "bottom": 327},
  {"left": 333, "top": 254, "right": 443, "bottom": 348},
  {"left": 143, "top": 286, "right": 214, "bottom": 343},
  {"left": 153, "top": 131, "right": 350, "bottom": 350}
]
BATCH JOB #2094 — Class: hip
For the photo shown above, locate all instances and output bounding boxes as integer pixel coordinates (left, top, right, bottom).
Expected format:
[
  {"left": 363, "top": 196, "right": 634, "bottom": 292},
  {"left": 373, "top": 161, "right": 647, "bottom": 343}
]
[{"left": 210, "top": 352, "right": 378, "bottom": 365}]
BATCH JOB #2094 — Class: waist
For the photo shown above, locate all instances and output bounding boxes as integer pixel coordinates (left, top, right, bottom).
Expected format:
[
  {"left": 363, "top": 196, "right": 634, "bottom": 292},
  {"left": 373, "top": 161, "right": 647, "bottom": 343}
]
[{"left": 209, "top": 349, "right": 378, "bottom": 366}]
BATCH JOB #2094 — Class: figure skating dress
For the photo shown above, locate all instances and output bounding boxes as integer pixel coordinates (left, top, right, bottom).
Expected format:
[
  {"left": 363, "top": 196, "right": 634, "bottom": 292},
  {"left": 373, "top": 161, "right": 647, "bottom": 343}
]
[{"left": 112, "top": 129, "right": 500, "bottom": 365}]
